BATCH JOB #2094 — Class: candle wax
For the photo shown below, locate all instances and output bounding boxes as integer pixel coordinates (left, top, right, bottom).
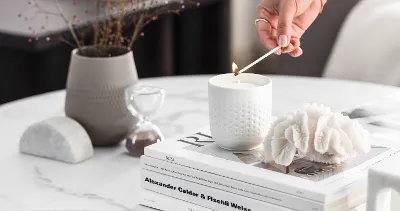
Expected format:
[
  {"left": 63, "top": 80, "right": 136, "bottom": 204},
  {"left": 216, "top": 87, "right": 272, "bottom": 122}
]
[{"left": 222, "top": 80, "right": 259, "bottom": 89}]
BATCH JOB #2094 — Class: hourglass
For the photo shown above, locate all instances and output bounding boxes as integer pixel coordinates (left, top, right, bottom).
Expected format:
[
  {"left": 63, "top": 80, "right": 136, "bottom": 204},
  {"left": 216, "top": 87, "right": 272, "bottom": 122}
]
[{"left": 124, "top": 84, "right": 165, "bottom": 155}]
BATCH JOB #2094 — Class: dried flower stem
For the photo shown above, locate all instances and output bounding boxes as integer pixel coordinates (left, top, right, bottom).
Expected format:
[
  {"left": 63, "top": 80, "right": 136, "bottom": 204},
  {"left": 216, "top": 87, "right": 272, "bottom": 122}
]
[
  {"left": 55, "top": 0, "right": 84, "bottom": 55},
  {"left": 59, "top": 36, "right": 76, "bottom": 47},
  {"left": 128, "top": 13, "right": 145, "bottom": 49},
  {"left": 21, "top": 0, "right": 199, "bottom": 57},
  {"left": 99, "top": 17, "right": 110, "bottom": 47},
  {"left": 114, "top": 0, "right": 125, "bottom": 46},
  {"left": 94, "top": 0, "right": 101, "bottom": 49}
]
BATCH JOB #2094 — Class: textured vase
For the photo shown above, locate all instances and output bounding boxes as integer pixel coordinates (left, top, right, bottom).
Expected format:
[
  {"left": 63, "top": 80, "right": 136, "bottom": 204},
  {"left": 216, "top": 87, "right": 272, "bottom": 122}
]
[{"left": 65, "top": 47, "right": 138, "bottom": 146}]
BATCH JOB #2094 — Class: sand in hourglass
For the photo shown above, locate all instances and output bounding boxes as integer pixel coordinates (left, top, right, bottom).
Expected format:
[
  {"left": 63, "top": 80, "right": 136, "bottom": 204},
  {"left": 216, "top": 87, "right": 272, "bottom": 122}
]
[
  {"left": 124, "top": 84, "right": 165, "bottom": 155},
  {"left": 126, "top": 130, "right": 162, "bottom": 155}
]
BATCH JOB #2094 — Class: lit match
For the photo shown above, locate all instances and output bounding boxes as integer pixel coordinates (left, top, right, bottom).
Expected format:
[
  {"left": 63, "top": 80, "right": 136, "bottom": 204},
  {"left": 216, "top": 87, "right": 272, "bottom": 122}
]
[{"left": 234, "top": 46, "right": 281, "bottom": 76}]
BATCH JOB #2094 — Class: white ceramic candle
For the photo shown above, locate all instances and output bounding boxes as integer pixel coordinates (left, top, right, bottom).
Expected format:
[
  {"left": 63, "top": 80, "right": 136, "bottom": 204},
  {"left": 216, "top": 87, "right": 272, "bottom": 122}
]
[{"left": 208, "top": 73, "right": 272, "bottom": 151}]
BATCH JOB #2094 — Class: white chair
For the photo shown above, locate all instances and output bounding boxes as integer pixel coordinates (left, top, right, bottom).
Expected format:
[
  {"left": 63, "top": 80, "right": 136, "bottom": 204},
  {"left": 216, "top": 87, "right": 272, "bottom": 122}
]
[{"left": 323, "top": 0, "right": 400, "bottom": 86}]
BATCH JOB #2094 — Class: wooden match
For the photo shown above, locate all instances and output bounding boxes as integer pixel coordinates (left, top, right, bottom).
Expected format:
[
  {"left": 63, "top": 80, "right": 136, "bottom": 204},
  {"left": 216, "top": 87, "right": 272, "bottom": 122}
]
[{"left": 234, "top": 46, "right": 281, "bottom": 76}]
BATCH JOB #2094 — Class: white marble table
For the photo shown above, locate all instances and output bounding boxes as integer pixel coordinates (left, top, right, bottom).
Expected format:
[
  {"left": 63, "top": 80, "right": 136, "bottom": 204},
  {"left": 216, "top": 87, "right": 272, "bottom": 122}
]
[{"left": 1, "top": 75, "right": 400, "bottom": 211}]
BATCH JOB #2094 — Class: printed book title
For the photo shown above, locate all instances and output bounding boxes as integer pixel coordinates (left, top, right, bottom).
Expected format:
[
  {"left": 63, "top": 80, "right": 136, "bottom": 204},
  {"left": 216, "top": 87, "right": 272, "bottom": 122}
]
[{"left": 145, "top": 177, "right": 252, "bottom": 211}]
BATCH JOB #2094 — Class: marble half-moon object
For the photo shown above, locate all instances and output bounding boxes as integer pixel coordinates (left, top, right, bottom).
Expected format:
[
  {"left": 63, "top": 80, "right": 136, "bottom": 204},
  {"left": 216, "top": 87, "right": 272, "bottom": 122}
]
[{"left": 19, "top": 116, "right": 94, "bottom": 164}]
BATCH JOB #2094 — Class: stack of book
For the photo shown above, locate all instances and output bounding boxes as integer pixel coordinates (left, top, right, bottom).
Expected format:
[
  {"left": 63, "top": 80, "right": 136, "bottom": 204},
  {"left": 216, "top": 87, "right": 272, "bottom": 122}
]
[{"left": 139, "top": 95, "right": 400, "bottom": 211}]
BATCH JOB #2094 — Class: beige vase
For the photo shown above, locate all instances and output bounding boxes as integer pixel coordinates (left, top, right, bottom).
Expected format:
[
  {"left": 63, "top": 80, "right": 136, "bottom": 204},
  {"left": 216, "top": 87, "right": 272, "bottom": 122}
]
[{"left": 65, "top": 47, "right": 138, "bottom": 146}]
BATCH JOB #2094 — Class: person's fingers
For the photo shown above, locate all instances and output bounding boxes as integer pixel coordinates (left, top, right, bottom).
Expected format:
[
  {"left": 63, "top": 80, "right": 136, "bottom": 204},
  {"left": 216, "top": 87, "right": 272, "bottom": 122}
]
[
  {"left": 289, "top": 47, "right": 303, "bottom": 57},
  {"left": 281, "top": 43, "right": 295, "bottom": 53},
  {"left": 291, "top": 0, "right": 321, "bottom": 39},
  {"left": 256, "top": 20, "right": 282, "bottom": 55},
  {"left": 256, "top": 2, "right": 279, "bottom": 28},
  {"left": 281, "top": 38, "right": 300, "bottom": 53},
  {"left": 277, "top": 0, "right": 297, "bottom": 47},
  {"left": 292, "top": 38, "right": 300, "bottom": 48}
]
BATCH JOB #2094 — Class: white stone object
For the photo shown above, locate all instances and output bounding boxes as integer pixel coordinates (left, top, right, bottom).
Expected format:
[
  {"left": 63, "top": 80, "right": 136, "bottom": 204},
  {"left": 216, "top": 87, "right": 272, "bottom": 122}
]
[
  {"left": 262, "top": 103, "right": 371, "bottom": 166},
  {"left": 366, "top": 156, "right": 400, "bottom": 211},
  {"left": 19, "top": 116, "right": 94, "bottom": 164}
]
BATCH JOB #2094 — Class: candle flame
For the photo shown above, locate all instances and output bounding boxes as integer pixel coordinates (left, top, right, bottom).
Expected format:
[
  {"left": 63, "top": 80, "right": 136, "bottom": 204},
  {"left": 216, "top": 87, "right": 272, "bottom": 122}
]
[{"left": 232, "top": 62, "right": 238, "bottom": 73}]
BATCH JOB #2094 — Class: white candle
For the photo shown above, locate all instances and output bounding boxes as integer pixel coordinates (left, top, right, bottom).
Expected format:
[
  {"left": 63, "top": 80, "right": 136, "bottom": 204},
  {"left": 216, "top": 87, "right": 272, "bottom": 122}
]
[
  {"left": 208, "top": 73, "right": 272, "bottom": 151},
  {"left": 222, "top": 80, "right": 260, "bottom": 89}
]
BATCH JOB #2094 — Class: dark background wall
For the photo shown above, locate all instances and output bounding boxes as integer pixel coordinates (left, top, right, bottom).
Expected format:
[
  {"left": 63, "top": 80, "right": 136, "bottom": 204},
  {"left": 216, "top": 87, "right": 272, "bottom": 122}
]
[{"left": 0, "top": 0, "right": 231, "bottom": 105}]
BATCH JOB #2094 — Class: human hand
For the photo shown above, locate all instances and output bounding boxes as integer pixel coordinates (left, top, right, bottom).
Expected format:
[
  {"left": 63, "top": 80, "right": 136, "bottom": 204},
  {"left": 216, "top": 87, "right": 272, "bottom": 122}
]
[{"left": 256, "top": 0, "right": 326, "bottom": 57}]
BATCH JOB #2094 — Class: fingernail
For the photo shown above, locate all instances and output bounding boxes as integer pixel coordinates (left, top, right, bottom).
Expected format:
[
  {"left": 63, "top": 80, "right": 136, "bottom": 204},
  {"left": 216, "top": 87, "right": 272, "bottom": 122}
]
[
  {"left": 297, "top": 48, "right": 303, "bottom": 56},
  {"left": 291, "top": 48, "right": 303, "bottom": 57},
  {"left": 278, "top": 35, "right": 288, "bottom": 47}
]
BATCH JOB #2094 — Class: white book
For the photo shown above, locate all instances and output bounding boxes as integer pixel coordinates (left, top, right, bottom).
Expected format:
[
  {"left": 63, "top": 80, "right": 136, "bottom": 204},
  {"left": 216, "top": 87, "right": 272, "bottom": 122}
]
[
  {"left": 141, "top": 168, "right": 294, "bottom": 211},
  {"left": 341, "top": 94, "right": 400, "bottom": 142},
  {"left": 141, "top": 155, "right": 324, "bottom": 211},
  {"left": 143, "top": 94, "right": 400, "bottom": 210},
  {"left": 140, "top": 188, "right": 213, "bottom": 211},
  {"left": 139, "top": 188, "right": 367, "bottom": 211},
  {"left": 144, "top": 127, "right": 400, "bottom": 206}
]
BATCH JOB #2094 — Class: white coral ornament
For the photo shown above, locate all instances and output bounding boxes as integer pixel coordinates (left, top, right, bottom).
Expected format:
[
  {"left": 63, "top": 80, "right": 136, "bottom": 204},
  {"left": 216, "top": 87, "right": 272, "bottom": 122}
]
[{"left": 262, "top": 103, "right": 371, "bottom": 166}]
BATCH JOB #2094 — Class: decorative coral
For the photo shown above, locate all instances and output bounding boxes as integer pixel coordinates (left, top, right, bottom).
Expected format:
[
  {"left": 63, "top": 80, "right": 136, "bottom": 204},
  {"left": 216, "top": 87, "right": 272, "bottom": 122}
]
[{"left": 261, "top": 103, "right": 371, "bottom": 166}]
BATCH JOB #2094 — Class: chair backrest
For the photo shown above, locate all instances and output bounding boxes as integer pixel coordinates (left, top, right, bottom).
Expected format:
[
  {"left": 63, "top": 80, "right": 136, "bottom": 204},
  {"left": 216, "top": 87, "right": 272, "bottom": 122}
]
[
  {"left": 276, "top": 0, "right": 359, "bottom": 77},
  {"left": 323, "top": 0, "right": 400, "bottom": 86}
]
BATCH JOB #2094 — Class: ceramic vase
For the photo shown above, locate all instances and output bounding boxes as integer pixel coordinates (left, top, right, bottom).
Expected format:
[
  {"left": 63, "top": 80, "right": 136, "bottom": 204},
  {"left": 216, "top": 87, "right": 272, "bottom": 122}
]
[{"left": 65, "top": 47, "right": 138, "bottom": 146}]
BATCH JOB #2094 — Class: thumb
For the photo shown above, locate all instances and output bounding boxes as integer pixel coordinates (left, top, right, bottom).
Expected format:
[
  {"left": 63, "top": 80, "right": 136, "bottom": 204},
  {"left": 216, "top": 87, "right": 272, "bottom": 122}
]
[{"left": 277, "top": 0, "right": 297, "bottom": 47}]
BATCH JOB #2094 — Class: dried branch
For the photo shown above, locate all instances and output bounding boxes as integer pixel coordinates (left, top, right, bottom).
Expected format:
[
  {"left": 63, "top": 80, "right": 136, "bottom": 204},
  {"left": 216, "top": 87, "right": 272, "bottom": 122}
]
[
  {"left": 114, "top": 0, "right": 125, "bottom": 46},
  {"left": 55, "top": 0, "right": 84, "bottom": 54},
  {"left": 19, "top": 0, "right": 199, "bottom": 57},
  {"left": 59, "top": 36, "right": 77, "bottom": 48},
  {"left": 94, "top": 0, "right": 101, "bottom": 48},
  {"left": 128, "top": 13, "right": 145, "bottom": 49}
]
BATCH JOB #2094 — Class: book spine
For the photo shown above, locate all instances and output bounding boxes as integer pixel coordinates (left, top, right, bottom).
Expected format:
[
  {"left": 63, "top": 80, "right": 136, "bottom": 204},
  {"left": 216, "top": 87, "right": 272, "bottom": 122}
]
[
  {"left": 141, "top": 169, "right": 294, "bottom": 211},
  {"left": 144, "top": 147, "right": 324, "bottom": 202},
  {"left": 141, "top": 189, "right": 213, "bottom": 211},
  {"left": 141, "top": 156, "right": 324, "bottom": 211}
]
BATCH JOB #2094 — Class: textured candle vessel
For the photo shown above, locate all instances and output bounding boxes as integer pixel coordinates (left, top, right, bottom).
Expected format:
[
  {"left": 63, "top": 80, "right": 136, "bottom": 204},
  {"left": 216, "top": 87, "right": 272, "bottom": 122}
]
[
  {"left": 208, "top": 73, "right": 272, "bottom": 151},
  {"left": 261, "top": 103, "right": 371, "bottom": 166},
  {"left": 19, "top": 116, "right": 94, "bottom": 164}
]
